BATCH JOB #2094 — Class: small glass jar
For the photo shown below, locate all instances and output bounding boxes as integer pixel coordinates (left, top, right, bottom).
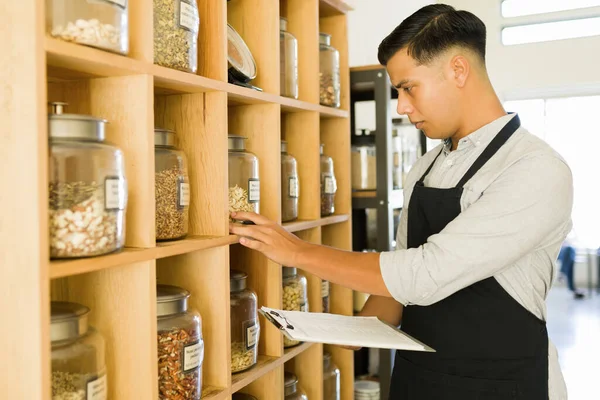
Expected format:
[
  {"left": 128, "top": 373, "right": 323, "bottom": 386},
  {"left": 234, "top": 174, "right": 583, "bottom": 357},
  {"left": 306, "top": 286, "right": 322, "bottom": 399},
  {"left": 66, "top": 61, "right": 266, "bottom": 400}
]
[
  {"left": 319, "top": 33, "right": 341, "bottom": 108},
  {"left": 51, "top": 301, "right": 107, "bottom": 400},
  {"left": 351, "top": 144, "right": 377, "bottom": 191},
  {"left": 154, "top": 0, "right": 199, "bottom": 73},
  {"left": 229, "top": 135, "right": 260, "bottom": 221},
  {"left": 321, "top": 280, "right": 330, "bottom": 313},
  {"left": 323, "top": 352, "right": 341, "bottom": 400},
  {"left": 47, "top": 0, "right": 129, "bottom": 54},
  {"left": 320, "top": 144, "right": 337, "bottom": 217},
  {"left": 230, "top": 270, "right": 260, "bottom": 373},
  {"left": 48, "top": 102, "right": 127, "bottom": 259},
  {"left": 282, "top": 267, "right": 308, "bottom": 348},
  {"left": 157, "top": 285, "right": 204, "bottom": 400},
  {"left": 281, "top": 141, "right": 299, "bottom": 222},
  {"left": 280, "top": 17, "right": 299, "bottom": 99},
  {"left": 354, "top": 380, "right": 381, "bottom": 400},
  {"left": 285, "top": 372, "right": 308, "bottom": 400},
  {"left": 155, "top": 129, "right": 190, "bottom": 241}
]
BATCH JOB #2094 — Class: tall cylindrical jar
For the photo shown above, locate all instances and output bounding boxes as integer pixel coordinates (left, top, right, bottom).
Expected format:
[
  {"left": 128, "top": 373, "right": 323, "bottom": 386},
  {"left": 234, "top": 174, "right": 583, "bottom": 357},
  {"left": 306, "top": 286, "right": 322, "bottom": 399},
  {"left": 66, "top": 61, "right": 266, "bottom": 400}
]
[
  {"left": 51, "top": 302, "right": 107, "bottom": 400},
  {"left": 281, "top": 141, "right": 299, "bottom": 222},
  {"left": 228, "top": 135, "right": 260, "bottom": 221},
  {"left": 155, "top": 129, "right": 190, "bottom": 241},
  {"left": 284, "top": 372, "right": 308, "bottom": 400},
  {"left": 48, "top": 102, "right": 127, "bottom": 259},
  {"left": 47, "top": 0, "right": 129, "bottom": 54},
  {"left": 282, "top": 267, "right": 308, "bottom": 348},
  {"left": 351, "top": 143, "right": 377, "bottom": 191},
  {"left": 319, "top": 33, "right": 341, "bottom": 108},
  {"left": 280, "top": 17, "right": 299, "bottom": 99},
  {"left": 157, "top": 285, "right": 204, "bottom": 400},
  {"left": 230, "top": 270, "right": 260, "bottom": 373},
  {"left": 323, "top": 352, "right": 341, "bottom": 400},
  {"left": 320, "top": 144, "right": 337, "bottom": 217}
]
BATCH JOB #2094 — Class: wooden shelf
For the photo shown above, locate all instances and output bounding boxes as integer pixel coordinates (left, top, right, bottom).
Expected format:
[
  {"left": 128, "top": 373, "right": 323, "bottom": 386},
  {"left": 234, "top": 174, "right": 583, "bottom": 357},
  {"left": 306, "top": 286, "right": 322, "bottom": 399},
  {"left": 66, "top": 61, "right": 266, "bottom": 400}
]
[
  {"left": 352, "top": 190, "right": 377, "bottom": 198},
  {"left": 283, "top": 214, "right": 351, "bottom": 233},
  {"left": 319, "top": 0, "right": 353, "bottom": 17},
  {"left": 201, "top": 386, "right": 229, "bottom": 400}
]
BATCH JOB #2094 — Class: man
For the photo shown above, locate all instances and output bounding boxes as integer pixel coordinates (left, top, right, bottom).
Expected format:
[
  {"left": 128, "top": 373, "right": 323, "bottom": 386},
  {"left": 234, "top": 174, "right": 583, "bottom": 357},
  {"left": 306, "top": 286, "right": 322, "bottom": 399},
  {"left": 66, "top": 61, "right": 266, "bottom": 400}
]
[{"left": 230, "top": 4, "right": 572, "bottom": 399}]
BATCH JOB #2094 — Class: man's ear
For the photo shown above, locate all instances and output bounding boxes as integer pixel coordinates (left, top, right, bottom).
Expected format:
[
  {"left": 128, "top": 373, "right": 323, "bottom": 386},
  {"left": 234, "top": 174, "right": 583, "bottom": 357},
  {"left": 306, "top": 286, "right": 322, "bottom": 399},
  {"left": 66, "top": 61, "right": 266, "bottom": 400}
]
[{"left": 449, "top": 55, "right": 470, "bottom": 88}]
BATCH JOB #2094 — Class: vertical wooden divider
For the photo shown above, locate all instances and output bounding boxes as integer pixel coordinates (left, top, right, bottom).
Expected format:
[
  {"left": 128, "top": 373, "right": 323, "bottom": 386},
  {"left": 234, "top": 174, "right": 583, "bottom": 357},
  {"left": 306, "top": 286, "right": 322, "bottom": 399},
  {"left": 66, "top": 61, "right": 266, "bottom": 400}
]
[
  {"left": 129, "top": 0, "right": 154, "bottom": 63},
  {"left": 198, "top": 0, "right": 227, "bottom": 80},
  {"left": 296, "top": 227, "right": 323, "bottom": 313},
  {"left": 247, "top": 365, "right": 285, "bottom": 400}
]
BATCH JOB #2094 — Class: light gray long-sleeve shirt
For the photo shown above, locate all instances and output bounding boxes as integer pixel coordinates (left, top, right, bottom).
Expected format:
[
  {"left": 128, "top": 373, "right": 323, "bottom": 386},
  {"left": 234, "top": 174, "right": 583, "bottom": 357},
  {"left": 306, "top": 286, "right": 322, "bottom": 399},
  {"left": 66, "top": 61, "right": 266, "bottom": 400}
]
[{"left": 380, "top": 114, "right": 571, "bottom": 399}]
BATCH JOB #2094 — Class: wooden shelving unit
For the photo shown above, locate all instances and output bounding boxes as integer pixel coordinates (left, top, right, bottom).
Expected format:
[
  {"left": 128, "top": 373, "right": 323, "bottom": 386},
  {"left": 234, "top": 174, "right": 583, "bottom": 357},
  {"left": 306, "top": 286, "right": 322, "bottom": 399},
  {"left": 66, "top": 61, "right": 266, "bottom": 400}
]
[{"left": 1, "top": 0, "right": 353, "bottom": 399}]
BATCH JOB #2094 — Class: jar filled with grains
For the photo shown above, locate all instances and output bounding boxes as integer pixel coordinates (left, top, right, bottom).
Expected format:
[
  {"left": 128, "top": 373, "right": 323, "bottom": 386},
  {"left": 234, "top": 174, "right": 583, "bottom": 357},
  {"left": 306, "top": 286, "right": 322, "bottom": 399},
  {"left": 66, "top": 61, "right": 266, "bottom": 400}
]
[
  {"left": 51, "top": 301, "right": 107, "bottom": 400},
  {"left": 228, "top": 135, "right": 260, "bottom": 222},
  {"left": 284, "top": 372, "right": 308, "bottom": 400},
  {"left": 157, "top": 284, "right": 204, "bottom": 400},
  {"left": 155, "top": 129, "right": 190, "bottom": 241},
  {"left": 281, "top": 141, "right": 299, "bottom": 222},
  {"left": 319, "top": 32, "right": 341, "bottom": 108},
  {"left": 282, "top": 267, "right": 308, "bottom": 348},
  {"left": 230, "top": 270, "right": 260, "bottom": 373},
  {"left": 48, "top": 102, "right": 127, "bottom": 259},
  {"left": 320, "top": 144, "right": 337, "bottom": 217}
]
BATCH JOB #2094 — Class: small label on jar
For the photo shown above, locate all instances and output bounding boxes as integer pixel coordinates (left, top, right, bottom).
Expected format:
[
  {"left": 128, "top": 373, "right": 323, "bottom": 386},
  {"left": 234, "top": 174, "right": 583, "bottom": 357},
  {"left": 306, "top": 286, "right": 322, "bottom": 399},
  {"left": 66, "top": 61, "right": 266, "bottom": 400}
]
[
  {"left": 87, "top": 374, "right": 107, "bottom": 400},
  {"left": 179, "top": 1, "right": 199, "bottom": 32},
  {"left": 248, "top": 179, "right": 260, "bottom": 203},
  {"left": 300, "top": 302, "right": 308, "bottom": 313},
  {"left": 321, "top": 280, "right": 330, "bottom": 298},
  {"left": 243, "top": 320, "right": 259, "bottom": 350},
  {"left": 183, "top": 340, "right": 204, "bottom": 372},
  {"left": 324, "top": 176, "right": 336, "bottom": 194},
  {"left": 288, "top": 177, "right": 299, "bottom": 198},
  {"left": 179, "top": 182, "right": 190, "bottom": 207},
  {"left": 104, "top": 177, "right": 126, "bottom": 211},
  {"left": 102, "top": 0, "right": 127, "bottom": 9}
]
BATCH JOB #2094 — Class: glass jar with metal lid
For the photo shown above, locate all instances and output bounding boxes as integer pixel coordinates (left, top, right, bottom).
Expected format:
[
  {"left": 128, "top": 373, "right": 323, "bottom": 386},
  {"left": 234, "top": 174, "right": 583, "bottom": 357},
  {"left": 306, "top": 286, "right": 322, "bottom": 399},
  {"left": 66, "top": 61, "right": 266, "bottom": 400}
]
[
  {"left": 284, "top": 372, "right": 308, "bottom": 400},
  {"left": 51, "top": 301, "right": 107, "bottom": 400},
  {"left": 323, "top": 352, "right": 341, "bottom": 400},
  {"left": 320, "top": 144, "right": 337, "bottom": 217},
  {"left": 48, "top": 102, "right": 127, "bottom": 259},
  {"left": 281, "top": 141, "right": 299, "bottom": 222},
  {"left": 230, "top": 270, "right": 260, "bottom": 373},
  {"left": 157, "top": 284, "right": 204, "bottom": 400},
  {"left": 280, "top": 17, "right": 299, "bottom": 99},
  {"left": 282, "top": 266, "right": 308, "bottom": 348},
  {"left": 319, "top": 33, "right": 341, "bottom": 108},
  {"left": 228, "top": 135, "right": 260, "bottom": 221},
  {"left": 155, "top": 128, "right": 190, "bottom": 241},
  {"left": 351, "top": 142, "right": 377, "bottom": 191}
]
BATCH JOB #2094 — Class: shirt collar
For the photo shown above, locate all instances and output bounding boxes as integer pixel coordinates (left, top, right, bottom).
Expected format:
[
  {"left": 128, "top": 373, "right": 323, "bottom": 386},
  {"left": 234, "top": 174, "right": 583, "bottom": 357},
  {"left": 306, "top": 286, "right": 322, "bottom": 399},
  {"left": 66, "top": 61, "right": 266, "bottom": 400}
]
[{"left": 443, "top": 114, "right": 517, "bottom": 155}]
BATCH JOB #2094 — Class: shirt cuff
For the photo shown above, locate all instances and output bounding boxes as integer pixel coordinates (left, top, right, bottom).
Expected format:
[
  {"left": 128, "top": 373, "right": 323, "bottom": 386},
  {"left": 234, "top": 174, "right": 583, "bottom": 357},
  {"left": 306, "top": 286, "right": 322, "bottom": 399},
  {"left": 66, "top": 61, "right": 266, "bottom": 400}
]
[{"left": 380, "top": 251, "right": 410, "bottom": 306}]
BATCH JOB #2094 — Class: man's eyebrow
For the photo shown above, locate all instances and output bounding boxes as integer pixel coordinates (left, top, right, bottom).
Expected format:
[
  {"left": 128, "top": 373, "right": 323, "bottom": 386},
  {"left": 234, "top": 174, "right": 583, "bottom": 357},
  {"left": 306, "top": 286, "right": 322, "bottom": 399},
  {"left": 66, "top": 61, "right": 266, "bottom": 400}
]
[{"left": 394, "top": 79, "right": 411, "bottom": 88}]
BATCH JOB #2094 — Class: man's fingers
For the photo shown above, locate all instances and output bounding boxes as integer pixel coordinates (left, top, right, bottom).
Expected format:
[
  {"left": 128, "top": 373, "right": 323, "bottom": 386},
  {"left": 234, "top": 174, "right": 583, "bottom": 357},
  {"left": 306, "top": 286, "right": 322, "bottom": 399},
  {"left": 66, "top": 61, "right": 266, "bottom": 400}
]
[
  {"left": 231, "top": 211, "right": 271, "bottom": 225},
  {"left": 229, "top": 224, "right": 271, "bottom": 243},
  {"left": 240, "top": 237, "right": 264, "bottom": 251}
]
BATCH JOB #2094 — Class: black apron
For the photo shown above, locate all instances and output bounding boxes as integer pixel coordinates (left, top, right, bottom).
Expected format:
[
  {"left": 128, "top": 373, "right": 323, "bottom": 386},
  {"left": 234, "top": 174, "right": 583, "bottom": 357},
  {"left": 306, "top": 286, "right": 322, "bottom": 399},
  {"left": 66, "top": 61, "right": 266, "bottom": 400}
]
[{"left": 388, "top": 115, "right": 549, "bottom": 400}]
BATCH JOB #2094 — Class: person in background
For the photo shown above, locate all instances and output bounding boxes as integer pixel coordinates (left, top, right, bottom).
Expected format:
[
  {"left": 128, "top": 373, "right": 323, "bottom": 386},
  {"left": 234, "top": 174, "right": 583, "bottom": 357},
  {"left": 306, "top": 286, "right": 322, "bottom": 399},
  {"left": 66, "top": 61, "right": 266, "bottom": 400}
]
[{"left": 557, "top": 231, "right": 585, "bottom": 299}]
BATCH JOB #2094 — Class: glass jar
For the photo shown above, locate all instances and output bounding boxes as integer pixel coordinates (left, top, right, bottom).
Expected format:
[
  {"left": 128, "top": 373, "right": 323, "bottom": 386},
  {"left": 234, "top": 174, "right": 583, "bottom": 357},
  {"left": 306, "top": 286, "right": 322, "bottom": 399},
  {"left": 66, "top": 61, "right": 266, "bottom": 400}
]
[
  {"left": 354, "top": 380, "right": 381, "bottom": 400},
  {"left": 319, "top": 33, "right": 341, "bottom": 108},
  {"left": 282, "top": 267, "right": 308, "bottom": 348},
  {"left": 48, "top": 102, "right": 127, "bottom": 259},
  {"left": 51, "top": 301, "right": 107, "bottom": 400},
  {"left": 157, "top": 284, "right": 204, "bottom": 400},
  {"left": 321, "top": 280, "right": 330, "bottom": 313},
  {"left": 155, "top": 129, "right": 190, "bottom": 241},
  {"left": 230, "top": 270, "right": 260, "bottom": 373},
  {"left": 351, "top": 144, "right": 377, "bottom": 191},
  {"left": 47, "top": 0, "right": 129, "bottom": 54},
  {"left": 280, "top": 17, "right": 299, "bottom": 99},
  {"left": 320, "top": 144, "right": 337, "bottom": 217},
  {"left": 284, "top": 372, "right": 308, "bottom": 400},
  {"left": 154, "top": 0, "right": 199, "bottom": 73},
  {"left": 281, "top": 141, "right": 299, "bottom": 222},
  {"left": 323, "top": 352, "right": 341, "bottom": 400},
  {"left": 228, "top": 135, "right": 260, "bottom": 221}
]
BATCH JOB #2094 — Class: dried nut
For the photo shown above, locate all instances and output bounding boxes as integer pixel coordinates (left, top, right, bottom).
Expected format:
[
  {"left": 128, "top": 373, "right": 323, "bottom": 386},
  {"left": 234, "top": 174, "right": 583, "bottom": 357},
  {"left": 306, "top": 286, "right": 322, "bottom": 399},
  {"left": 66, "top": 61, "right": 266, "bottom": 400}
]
[
  {"left": 158, "top": 327, "right": 202, "bottom": 400},
  {"left": 154, "top": 0, "right": 198, "bottom": 72},
  {"left": 231, "top": 342, "right": 257, "bottom": 373},
  {"left": 156, "top": 167, "right": 189, "bottom": 240},
  {"left": 229, "top": 185, "right": 256, "bottom": 222},
  {"left": 50, "top": 19, "right": 123, "bottom": 53},
  {"left": 319, "top": 72, "right": 340, "bottom": 108}
]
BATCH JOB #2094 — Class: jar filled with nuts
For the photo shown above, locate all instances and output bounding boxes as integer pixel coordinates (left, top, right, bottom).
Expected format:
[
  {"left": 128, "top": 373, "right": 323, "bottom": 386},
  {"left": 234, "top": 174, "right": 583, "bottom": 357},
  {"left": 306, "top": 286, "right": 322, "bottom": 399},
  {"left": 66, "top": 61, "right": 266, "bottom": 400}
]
[
  {"left": 320, "top": 144, "right": 337, "bottom": 217},
  {"left": 230, "top": 270, "right": 260, "bottom": 373},
  {"left": 157, "top": 284, "right": 204, "bottom": 400},
  {"left": 281, "top": 141, "right": 299, "bottom": 222},
  {"left": 47, "top": 0, "right": 129, "bottom": 54},
  {"left": 155, "top": 129, "right": 190, "bottom": 241},
  {"left": 280, "top": 17, "right": 299, "bottom": 99},
  {"left": 48, "top": 102, "right": 127, "bottom": 259},
  {"left": 319, "top": 33, "right": 341, "bottom": 108},
  {"left": 51, "top": 301, "right": 107, "bottom": 400},
  {"left": 285, "top": 372, "right": 308, "bottom": 400},
  {"left": 282, "top": 267, "right": 308, "bottom": 348},
  {"left": 228, "top": 135, "right": 260, "bottom": 222}
]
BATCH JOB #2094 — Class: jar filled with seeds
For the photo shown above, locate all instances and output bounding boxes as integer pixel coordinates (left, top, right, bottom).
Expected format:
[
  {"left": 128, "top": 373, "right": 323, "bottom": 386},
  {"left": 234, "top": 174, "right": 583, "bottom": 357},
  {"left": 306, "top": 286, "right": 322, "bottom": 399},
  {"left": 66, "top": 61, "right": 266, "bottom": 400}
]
[
  {"left": 47, "top": 0, "right": 129, "bottom": 54},
  {"left": 320, "top": 144, "right": 337, "bottom": 217},
  {"left": 282, "top": 267, "right": 308, "bottom": 348},
  {"left": 154, "top": 0, "right": 199, "bottom": 73},
  {"left": 280, "top": 17, "right": 298, "bottom": 99},
  {"left": 157, "top": 284, "right": 204, "bottom": 400},
  {"left": 48, "top": 102, "right": 127, "bottom": 259},
  {"left": 319, "top": 33, "right": 340, "bottom": 108},
  {"left": 323, "top": 352, "right": 341, "bottom": 400},
  {"left": 284, "top": 372, "right": 308, "bottom": 400},
  {"left": 322, "top": 280, "right": 330, "bottom": 313},
  {"left": 228, "top": 135, "right": 260, "bottom": 222},
  {"left": 230, "top": 270, "right": 260, "bottom": 373},
  {"left": 51, "top": 301, "right": 107, "bottom": 400},
  {"left": 281, "top": 141, "right": 299, "bottom": 222},
  {"left": 155, "top": 128, "right": 190, "bottom": 241}
]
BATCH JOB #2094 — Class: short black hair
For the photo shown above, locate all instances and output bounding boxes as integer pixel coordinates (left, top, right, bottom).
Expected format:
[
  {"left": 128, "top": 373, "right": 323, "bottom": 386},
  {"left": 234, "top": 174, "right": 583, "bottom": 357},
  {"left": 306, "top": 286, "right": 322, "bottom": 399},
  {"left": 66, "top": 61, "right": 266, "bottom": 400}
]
[{"left": 378, "top": 4, "right": 487, "bottom": 66}]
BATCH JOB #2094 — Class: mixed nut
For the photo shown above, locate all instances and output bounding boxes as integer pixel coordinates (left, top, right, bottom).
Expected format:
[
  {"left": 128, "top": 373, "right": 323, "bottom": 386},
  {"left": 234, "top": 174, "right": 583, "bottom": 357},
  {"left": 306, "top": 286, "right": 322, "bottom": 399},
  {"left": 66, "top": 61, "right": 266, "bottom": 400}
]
[{"left": 158, "top": 327, "right": 202, "bottom": 400}]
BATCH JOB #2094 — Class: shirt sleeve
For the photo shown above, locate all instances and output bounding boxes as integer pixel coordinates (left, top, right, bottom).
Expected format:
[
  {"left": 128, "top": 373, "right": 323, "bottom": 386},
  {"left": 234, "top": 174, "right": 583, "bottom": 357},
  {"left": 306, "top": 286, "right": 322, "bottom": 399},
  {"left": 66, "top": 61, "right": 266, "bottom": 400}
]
[{"left": 379, "top": 153, "right": 573, "bottom": 306}]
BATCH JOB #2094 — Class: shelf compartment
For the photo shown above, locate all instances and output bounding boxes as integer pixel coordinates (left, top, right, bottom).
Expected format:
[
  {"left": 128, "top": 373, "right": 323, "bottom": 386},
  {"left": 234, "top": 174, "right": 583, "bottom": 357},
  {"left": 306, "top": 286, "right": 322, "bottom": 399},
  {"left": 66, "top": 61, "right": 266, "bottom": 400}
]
[
  {"left": 319, "top": 0, "right": 353, "bottom": 17},
  {"left": 202, "top": 386, "right": 230, "bottom": 400},
  {"left": 283, "top": 214, "right": 351, "bottom": 232}
]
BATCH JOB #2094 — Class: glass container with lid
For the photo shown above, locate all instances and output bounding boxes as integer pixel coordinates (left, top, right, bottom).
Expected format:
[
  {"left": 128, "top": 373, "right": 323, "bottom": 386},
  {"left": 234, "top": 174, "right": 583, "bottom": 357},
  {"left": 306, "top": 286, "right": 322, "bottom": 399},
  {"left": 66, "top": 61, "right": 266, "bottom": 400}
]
[
  {"left": 281, "top": 141, "right": 299, "bottom": 222},
  {"left": 51, "top": 301, "right": 107, "bottom": 400},
  {"left": 228, "top": 135, "right": 260, "bottom": 221},
  {"left": 157, "top": 284, "right": 204, "bottom": 400},
  {"left": 320, "top": 144, "right": 337, "bottom": 217},
  {"left": 47, "top": 0, "right": 129, "bottom": 54},
  {"left": 282, "top": 267, "right": 308, "bottom": 348},
  {"left": 351, "top": 139, "right": 377, "bottom": 191},
  {"left": 354, "top": 380, "right": 381, "bottom": 400},
  {"left": 48, "top": 102, "right": 127, "bottom": 259},
  {"left": 280, "top": 17, "right": 299, "bottom": 99},
  {"left": 284, "top": 372, "right": 308, "bottom": 400},
  {"left": 155, "top": 128, "right": 190, "bottom": 241},
  {"left": 230, "top": 270, "right": 260, "bottom": 373},
  {"left": 228, "top": 24, "right": 258, "bottom": 88},
  {"left": 319, "top": 33, "right": 340, "bottom": 108},
  {"left": 323, "top": 352, "right": 341, "bottom": 400}
]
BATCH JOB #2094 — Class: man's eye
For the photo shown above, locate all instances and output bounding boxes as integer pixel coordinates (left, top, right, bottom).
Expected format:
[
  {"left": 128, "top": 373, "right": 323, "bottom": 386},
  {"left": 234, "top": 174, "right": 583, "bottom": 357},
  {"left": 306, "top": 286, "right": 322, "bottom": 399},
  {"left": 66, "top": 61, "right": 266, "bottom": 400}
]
[{"left": 403, "top": 86, "right": 413, "bottom": 93}]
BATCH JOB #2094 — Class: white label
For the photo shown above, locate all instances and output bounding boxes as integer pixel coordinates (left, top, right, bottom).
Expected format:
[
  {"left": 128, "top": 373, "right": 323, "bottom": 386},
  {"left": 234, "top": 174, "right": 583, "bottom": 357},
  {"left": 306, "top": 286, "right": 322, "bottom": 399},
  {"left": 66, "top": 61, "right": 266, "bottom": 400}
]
[
  {"left": 179, "top": 1, "right": 199, "bottom": 32},
  {"left": 324, "top": 176, "right": 336, "bottom": 194},
  {"left": 179, "top": 182, "right": 190, "bottom": 207},
  {"left": 104, "top": 178, "right": 125, "bottom": 210},
  {"left": 183, "top": 341, "right": 203, "bottom": 372},
  {"left": 300, "top": 303, "right": 308, "bottom": 313},
  {"left": 321, "top": 280, "right": 330, "bottom": 298},
  {"left": 87, "top": 374, "right": 107, "bottom": 400},
  {"left": 248, "top": 179, "right": 260, "bottom": 203},
  {"left": 288, "top": 177, "right": 299, "bottom": 198},
  {"left": 102, "top": 0, "right": 127, "bottom": 8},
  {"left": 246, "top": 324, "right": 259, "bottom": 349}
]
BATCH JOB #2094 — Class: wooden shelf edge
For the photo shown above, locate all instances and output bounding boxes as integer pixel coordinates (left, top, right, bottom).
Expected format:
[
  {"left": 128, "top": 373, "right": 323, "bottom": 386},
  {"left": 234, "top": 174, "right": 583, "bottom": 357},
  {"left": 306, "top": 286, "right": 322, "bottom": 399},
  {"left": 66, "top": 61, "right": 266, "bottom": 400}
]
[
  {"left": 201, "top": 386, "right": 229, "bottom": 400},
  {"left": 319, "top": 0, "right": 353, "bottom": 17},
  {"left": 283, "top": 214, "right": 350, "bottom": 233}
]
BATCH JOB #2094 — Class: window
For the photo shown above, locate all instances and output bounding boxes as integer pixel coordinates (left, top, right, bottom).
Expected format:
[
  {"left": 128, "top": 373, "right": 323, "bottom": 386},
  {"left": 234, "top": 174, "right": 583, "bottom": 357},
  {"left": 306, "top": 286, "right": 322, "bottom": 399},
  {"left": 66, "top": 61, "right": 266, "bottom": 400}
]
[
  {"left": 502, "top": 0, "right": 600, "bottom": 18},
  {"left": 502, "top": 17, "right": 600, "bottom": 45}
]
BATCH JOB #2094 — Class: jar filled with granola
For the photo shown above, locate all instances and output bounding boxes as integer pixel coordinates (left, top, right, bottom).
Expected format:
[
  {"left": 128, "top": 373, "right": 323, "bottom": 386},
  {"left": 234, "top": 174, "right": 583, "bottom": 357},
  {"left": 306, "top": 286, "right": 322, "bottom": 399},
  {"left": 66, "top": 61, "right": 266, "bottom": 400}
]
[
  {"left": 48, "top": 102, "right": 127, "bottom": 259},
  {"left": 157, "top": 284, "right": 204, "bottom": 400},
  {"left": 320, "top": 144, "right": 337, "bottom": 217},
  {"left": 228, "top": 135, "right": 260, "bottom": 221},
  {"left": 285, "top": 372, "right": 308, "bottom": 400},
  {"left": 282, "top": 267, "right": 308, "bottom": 348},
  {"left": 230, "top": 270, "right": 260, "bottom": 373},
  {"left": 51, "top": 301, "right": 107, "bottom": 400},
  {"left": 281, "top": 140, "right": 299, "bottom": 222},
  {"left": 319, "top": 32, "right": 340, "bottom": 108}
]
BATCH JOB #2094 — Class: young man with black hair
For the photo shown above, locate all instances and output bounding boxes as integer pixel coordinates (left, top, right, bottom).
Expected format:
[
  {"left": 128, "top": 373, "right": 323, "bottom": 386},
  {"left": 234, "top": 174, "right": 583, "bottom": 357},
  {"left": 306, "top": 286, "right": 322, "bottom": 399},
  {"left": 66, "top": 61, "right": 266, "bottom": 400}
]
[{"left": 230, "top": 4, "right": 571, "bottom": 399}]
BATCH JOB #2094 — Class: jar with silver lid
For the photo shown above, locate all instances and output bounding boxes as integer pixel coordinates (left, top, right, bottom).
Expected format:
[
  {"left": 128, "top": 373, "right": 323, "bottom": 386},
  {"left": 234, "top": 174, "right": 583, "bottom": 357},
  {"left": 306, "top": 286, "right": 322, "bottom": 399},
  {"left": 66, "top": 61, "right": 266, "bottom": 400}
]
[
  {"left": 280, "top": 17, "right": 299, "bottom": 99},
  {"left": 228, "top": 135, "right": 260, "bottom": 221},
  {"left": 157, "top": 284, "right": 204, "bottom": 400},
  {"left": 354, "top": 380, "right": 380, "bottom": 400},
  {"left": 230, "top": 270, "right": 260, "bottom": 373},
  {"left": 320, "top": 144, "right": 337, "bottom": 217},
  {"left": 51, "top": 301, "right": 107, "bottom": 400},
  {"left": 284, "top": 372, "right": 308, "bottom": 400},
  {"left": 48, "top": 102, "right": 127, "bottom": 259},
  {"left": 155, "top": 129, "right": 190, "bottom": 241},
  {"left": 319, "top": 33, "right": 340, "bottom": 108},
  {"left": 282, "top": 267, "right": 308, "bottom": 348},
  {"left": 281, "top": 141, "right": 299, "bottom": 222}
]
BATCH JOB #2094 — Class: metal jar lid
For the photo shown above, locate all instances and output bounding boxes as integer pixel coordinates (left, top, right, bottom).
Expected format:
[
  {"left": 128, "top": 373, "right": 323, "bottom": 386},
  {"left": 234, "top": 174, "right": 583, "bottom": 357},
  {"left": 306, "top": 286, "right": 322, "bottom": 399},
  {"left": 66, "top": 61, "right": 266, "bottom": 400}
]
[
  {"left": 282, "top": 266, "right": 297, "bottom": 278},
  {"left": 232, "top": 394, "right": 258, "bottom": 400},
  {"left": 354, "top": 380, "right": 381, "bottom": 394},
  {"left": 319, "top": 32, "right": 332, "bottom": 46},
  {"left": 230, "top": 269, "right": 248, "bottom": 293},
  {"left": 320, "top": 143, "right": 325, "bottom": 155},
  {"left": 228, "top": 135, "right": 247, "bottom": 151},
  {"left": 227, "top": 23, "right": 257, "bottom": 82},
  {"left": 280, "top": 17, "right": 288, "bottom": 32},
  {"left": 155, "top": 128, "right": 177, "bottom": 147},
  {"left": 50, "top": 301, "right": 90, "bottom": 342},
  {"left": 284, "top": 371, "right": 299, "bottom": 396},
  {"left": 48, "top": 102, "right": 107, "bottom": 141},
  {"left": 157, "top": 284, "right": 190, "bottom": 317},
  {"left": 281, "top": 140, "right": 288, "bottom": 153}
]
